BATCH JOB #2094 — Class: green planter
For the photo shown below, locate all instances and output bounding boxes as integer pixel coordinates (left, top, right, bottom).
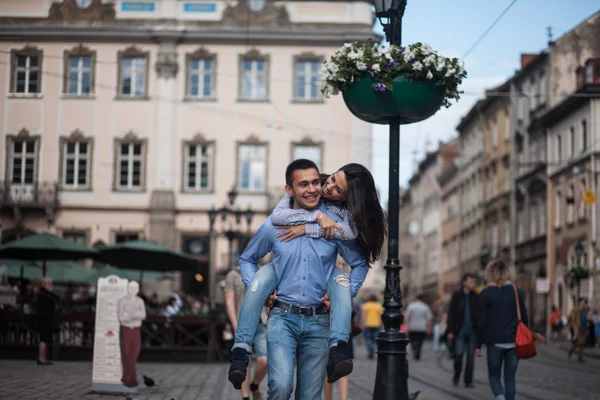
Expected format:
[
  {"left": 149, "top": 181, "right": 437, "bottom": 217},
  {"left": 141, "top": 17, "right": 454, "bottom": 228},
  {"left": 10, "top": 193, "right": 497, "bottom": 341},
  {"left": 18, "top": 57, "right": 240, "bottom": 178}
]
[{"left": 342, "top": 75, "right": 445, "bottom": 125}]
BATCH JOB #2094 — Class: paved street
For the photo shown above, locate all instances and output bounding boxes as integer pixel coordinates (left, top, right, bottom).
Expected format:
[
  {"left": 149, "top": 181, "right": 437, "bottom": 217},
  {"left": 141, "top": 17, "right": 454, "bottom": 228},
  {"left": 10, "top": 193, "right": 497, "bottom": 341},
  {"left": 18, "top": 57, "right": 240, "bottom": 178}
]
[{"left": 1, "top": 342, "right": 599, "bottom": 400}]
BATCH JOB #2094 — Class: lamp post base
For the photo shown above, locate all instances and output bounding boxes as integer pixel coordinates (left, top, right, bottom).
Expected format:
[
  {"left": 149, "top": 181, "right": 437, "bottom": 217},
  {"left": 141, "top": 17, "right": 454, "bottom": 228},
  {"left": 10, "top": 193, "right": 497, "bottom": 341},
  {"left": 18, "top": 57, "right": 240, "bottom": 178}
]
[{"left": 373, "top": 329, "right": 410, "bottom": 400}]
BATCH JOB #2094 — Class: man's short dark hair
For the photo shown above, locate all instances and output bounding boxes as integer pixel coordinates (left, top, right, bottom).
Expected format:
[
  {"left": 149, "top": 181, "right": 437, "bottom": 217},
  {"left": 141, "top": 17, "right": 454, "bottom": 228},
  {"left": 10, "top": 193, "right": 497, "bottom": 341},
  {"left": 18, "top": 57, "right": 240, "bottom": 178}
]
[
  {"left": 462, "top": 273, "right": 475, "bottom": 282},
  {"left": 285, "top": 159, "right": 319, "bottom": 186},
  {"left": 416, "top": 294, "right": 424, "bottom": 301}
]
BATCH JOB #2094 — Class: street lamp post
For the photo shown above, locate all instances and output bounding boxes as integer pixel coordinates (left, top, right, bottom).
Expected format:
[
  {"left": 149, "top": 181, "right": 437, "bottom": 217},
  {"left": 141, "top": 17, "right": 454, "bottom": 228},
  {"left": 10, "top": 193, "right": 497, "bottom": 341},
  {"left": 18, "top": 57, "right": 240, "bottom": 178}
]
[{"left": 371, "top": 1, "right": 410, "bottom": 399}]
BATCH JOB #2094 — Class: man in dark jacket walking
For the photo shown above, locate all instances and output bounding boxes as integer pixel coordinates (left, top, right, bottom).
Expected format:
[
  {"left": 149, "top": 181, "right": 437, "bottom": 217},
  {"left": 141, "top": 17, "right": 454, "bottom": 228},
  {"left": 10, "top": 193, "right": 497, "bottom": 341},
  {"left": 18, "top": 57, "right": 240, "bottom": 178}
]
[
  {"left": 36, "top": 277, "right": 59, "bottom": 365},
  {"left": 447, "top": 273, "right": 478, "bottom": 388}
]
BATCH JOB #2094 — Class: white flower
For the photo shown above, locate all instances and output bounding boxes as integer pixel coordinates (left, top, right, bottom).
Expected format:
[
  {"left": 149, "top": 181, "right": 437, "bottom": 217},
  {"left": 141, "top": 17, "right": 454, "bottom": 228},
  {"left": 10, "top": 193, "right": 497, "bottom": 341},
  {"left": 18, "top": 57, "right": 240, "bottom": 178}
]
[
  {"left": 421, "top": 44, "right": 433, "bottom": 55},
  {"left": 343, "top": 43, "right": 353, "bottom": 50},
  {"left": 403, "top": 50, "right": 415, "bottom": 62},
  {"left": 423, "top": 55, "right": 436, "bottom": 66},
  {"left": 372, "top": 63, "right": 381, "bottom": 72},
  {"left": 445, "top": 68, "right": 456, "bottom": 77},
  {"left": 412, "top": 61, "right": 423, "bottom": 71},
  {"left": 348, "top": 49, "right": 363, "bottom": 60},
  {"left": 384, "top": 52, "right": 394, "bottom": 61},
  {"left": 426, "top": 70, "right": 433, "bottom": 79},
  {"left": 356, "top": 61, "right": 368, "bottom": 71},
  {"left": 436, "top": 59, "right": 446, "bottom": 71}
]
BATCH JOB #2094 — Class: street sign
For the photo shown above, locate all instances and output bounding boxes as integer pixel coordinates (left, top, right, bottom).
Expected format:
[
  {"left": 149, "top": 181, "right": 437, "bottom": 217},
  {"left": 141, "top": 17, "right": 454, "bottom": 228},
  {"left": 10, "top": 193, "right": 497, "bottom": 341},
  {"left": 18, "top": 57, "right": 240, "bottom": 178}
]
[
  {"left": 583, "top": 189, "right": 596, "bottom": 205},
  {"left": 535, "top": 277, "right": 550, "bottom": 294}
]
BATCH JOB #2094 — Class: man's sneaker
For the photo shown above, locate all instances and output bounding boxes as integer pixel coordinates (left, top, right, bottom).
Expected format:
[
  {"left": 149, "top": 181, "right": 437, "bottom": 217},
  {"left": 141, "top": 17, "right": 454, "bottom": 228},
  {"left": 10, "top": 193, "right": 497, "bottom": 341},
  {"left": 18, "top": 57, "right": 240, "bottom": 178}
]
[
  {"left": 228, "top": 348, "right": 250, "bottom": 389},
  {"left": 326, "top": 341, "right": 353, "bottom": 383}
]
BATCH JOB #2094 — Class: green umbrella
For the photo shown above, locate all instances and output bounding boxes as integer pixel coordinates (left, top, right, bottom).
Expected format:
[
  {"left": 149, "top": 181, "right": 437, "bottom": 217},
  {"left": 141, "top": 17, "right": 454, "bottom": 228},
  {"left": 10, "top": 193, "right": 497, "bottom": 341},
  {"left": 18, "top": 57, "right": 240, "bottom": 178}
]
[
  {"left": 45, "top": 261, "right": 97, "bottom": 283},
  {"left": 0, "top": 259, "right": 44, "bottom": 280},
  {"left": 89, "top": 266, "right": 172, "bottom": 283},
  {"left": 97, "top": 239, "right": 200, "bottom": 272},
  {"left": 0, "top": 233, "right": 98, "bottom": 275}
]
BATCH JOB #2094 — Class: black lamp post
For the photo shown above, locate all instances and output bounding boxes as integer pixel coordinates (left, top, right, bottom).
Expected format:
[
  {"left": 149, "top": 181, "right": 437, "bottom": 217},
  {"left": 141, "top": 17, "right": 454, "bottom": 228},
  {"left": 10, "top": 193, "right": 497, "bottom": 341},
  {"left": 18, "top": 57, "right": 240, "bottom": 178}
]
[
  {"left": 371, "top": 1, "right": 410, "bottom": 399},
  {"left": 208, "top": 189, "right": 255, "bottom": 270},
  {"left": 571, "top": 240, "right": 588, "bottom": 300}
]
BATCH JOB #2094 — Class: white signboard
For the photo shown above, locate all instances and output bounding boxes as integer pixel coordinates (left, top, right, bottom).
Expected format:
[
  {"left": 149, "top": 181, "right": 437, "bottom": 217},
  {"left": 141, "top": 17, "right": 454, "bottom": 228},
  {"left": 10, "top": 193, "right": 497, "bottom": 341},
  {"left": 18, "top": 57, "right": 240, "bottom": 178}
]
[
  {"left": 535, "top": 278, "right": 550, "bottom": 294},
  {"left": 91, "top": 275, "right": 135, "bottom": 394}
]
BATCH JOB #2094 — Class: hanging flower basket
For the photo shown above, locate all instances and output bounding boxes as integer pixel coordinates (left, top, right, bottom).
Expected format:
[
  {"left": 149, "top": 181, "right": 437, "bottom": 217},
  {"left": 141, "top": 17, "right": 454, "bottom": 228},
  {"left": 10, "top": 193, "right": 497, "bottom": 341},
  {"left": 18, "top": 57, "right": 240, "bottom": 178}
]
[
  {"left": 566, "top": 265, "right": 590, "bottom": 281},
  {"left": 320, "top": 41, "right": 467, "bottom": 125}
]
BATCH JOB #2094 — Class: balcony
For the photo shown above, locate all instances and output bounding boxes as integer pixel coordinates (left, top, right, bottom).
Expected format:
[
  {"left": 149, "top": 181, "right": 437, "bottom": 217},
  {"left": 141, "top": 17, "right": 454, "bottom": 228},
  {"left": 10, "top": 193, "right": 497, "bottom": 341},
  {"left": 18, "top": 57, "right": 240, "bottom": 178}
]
[
  {"left": 0, "top": 181, "right": 60, "bottom": 211},
  {"left": 576, "top": 58, "right": 600, "bottom": 90}
]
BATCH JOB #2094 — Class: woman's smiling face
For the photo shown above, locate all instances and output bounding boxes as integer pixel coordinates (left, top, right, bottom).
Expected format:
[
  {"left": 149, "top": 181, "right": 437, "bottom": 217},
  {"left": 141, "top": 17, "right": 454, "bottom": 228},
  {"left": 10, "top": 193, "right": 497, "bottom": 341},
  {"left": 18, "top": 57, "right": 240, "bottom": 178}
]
[{"left": 322, "top": 170, "right": 348, "bottom": 201}]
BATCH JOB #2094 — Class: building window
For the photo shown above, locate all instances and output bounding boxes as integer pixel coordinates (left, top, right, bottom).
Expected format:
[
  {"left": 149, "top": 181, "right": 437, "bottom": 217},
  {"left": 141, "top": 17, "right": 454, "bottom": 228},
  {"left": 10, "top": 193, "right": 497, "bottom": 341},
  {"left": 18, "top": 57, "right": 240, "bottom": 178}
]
[
  {"left": 567, "top": 184, "right": 575, "bottom": 224},
  {"left": 7, "top": 134, "right": 38, "bottom": 184},
  {"left": 186, "top": 48, "right": 216, "bottom": 99},
  {"left": 539, "top": 201, "right": 546, "bottom": 235},
  {"left": 504, "top": 111, "right": 510, "bottom": 141},
  {"left": 582, "top": 120, "right": 588, "bottom": 152},
  {"left": 579, "top": 178, "right": 587, "bottom": 219},
  {"left": 556, "top": 135, "right": 562, "bottom": 162},
  {"left": 504, "top": 215, "right": 510, "bottom": 246},
  {"left": 491, "top": 221, "right": 498, "bottom": 256},
  {"left": 183, "top": 141, "right": 214, "bottom": 192},
  {"left": 117, "top": 47, "right": 149, "bottom": 98},
  {"left": 529, "top": 77, "right": 537, "bottom": 110},
  {"left": 492, "top": 119, "right": 499, "bottom": 148},
  {"left": 239, "top": 50, "right": 268, "bottom": 101},
  {"left": 10, "top": 46, "right": 43, "bottom": 95},
  {"left": 554, "top": 190, "right": 561, "bottom": 228},
  {"left": 115, "top": 233, "right": 139, "bottom": 243},
  {"left": 64, "top": 45, "right": 95, "bottom": 96},
  {"left": 294, "top": 56, "right": 321, "bottom": 101},
  {"left": 62, "top": 231, "right": 88, "bottom": 246},
  {"left": 61, "top": 133, "right": 92, "bottom": 190},
  {"left": 115, "top": 135, "right": 146, "bottom": 191},
  {"left": 237, "top": 142, "right": 267, "bottom": 192},
  {"left": 539, "top": 73, "right": 547, "bottom": 105},
  {"left": 292, "top": 142, "right": 322, "bottom": 169},
  {"left": 570, "top": 127, "right": 575, "bottom": 158}
]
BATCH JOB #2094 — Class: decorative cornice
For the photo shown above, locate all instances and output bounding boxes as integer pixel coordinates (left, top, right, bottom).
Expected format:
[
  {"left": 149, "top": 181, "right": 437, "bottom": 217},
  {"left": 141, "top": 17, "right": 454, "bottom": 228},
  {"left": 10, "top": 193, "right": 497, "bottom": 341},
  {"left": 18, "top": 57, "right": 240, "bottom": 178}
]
[
  {"left": 187, "top": 46, "right": 216, "bottom": 60},
  {"left": 16, "top": 127, "right": 31, "bottom": 138},
  {"left": 122, "top": 130, "right": 140, "bottom": 141},
  {"left": 241, "top": 48, "right": 268, "bottom": 59},
  {"left": 65, "top": 129, "right": 86, "bottom": 140},
  {"left": 48, "top": 0, "right": 115, "bottom": 22},
  {"left": 294, "top": 136, "right": 321, "bottom": 146},
  {"left": 222, "top": 0, "right": 289, "bottom": 28},
  {"left": 66, "top": 43, "right": 94, "bottom": 55},
  {"left": 156, "top": 43, "right": 178, "bottom": 80},
  {"left": 243, "top": 134, "right": 263, "bottom": 145},
  {"left": 119, "top": 45, "right": 147, "bottom": 58},
  {"left": 188, "top": 132, "right": 212, "bottom": 144}
]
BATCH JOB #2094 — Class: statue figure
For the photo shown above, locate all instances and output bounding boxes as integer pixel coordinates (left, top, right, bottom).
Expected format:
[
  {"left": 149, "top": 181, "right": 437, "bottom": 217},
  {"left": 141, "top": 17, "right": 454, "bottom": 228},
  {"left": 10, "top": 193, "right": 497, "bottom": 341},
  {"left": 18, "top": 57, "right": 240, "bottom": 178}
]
[{"left": 117, "top": 281, "right": 146, "bottom": 388}]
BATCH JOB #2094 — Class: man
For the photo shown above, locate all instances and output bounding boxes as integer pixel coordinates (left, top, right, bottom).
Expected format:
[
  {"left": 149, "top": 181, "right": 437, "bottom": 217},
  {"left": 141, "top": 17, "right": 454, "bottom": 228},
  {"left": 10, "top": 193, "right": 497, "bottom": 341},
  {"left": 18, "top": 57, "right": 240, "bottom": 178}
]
[
  {"left": 447, "top": 273, "right": 478, "bottom": 388},
  {"left": 567, "top": 297, "right": 589, "bottom": 362},
  {"left": 234, "top": 159, "right": 369, "bottom": 399},
  {"left": 36, "top": 277, "right": 59, "bottom": 365},
  {"left": 225, "top": 265, "right": 267, "bottom": 400},
  {"left": 362, "top": 294, "right": 384, "bottom": 359},
  {"left": 405, "top": 295, "right": 432, "bottom": 361}
]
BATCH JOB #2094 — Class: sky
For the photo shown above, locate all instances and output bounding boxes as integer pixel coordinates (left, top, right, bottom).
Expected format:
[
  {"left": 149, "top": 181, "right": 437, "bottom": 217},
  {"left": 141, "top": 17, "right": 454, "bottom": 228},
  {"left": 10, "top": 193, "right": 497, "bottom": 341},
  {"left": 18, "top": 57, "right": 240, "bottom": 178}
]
[{"left": 369, "top": 0, "right": 600, "bottom": 206}]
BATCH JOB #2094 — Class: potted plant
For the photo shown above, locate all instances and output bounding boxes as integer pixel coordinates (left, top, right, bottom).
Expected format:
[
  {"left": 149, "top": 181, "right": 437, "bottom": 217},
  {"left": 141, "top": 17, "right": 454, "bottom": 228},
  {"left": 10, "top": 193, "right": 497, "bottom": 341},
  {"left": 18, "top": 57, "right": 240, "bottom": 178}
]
[
  {"left": 320, "top": 41, "right": 467, "bottom": 125},
  {"left": 566, "top": 265, "right": 590, "bottom": 281}
]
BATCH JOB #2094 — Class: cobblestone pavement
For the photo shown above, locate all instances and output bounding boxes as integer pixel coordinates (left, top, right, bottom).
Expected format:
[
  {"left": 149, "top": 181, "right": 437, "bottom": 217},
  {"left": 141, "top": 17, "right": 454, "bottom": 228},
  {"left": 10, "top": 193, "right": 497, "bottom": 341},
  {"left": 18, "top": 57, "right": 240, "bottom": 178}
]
[{"left": 1, "top": 342, "right": 598, "bottom": 400}]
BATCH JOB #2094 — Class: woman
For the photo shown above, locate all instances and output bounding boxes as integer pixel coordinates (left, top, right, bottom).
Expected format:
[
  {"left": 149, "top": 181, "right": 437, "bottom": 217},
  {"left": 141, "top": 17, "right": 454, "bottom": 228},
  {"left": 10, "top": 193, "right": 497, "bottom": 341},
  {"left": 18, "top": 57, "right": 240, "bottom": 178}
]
[
  {"left": 228, "top": 163, "right": 387, "bottom": 388},
  {"left": 548, "top": 305, "right": 562, "bottom": 342},
  {"left": 476, "top": 260, "right": 529, "bottom": 400}
]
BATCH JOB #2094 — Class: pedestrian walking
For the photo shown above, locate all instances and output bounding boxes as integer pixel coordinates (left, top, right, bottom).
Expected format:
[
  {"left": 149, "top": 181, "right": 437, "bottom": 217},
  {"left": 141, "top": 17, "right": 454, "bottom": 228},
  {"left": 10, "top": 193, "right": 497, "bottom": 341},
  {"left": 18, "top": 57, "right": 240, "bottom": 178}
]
[
  {"left": 362, "top": 294, "right": 384, "bottom": 359},
  {"left": 224, "top": 264, "right": 267, "bottom": 400},
  {"left": 405, "top": 295, "right": 432, "bottom": 361},
  {"left": 447, "top": 273, "right": 478, "bottom": 388},
  {"left": 567, "top": 297, "right": 589, "bottom": 362},
  {"left": 35, "top": 277, "right": 59, "bottom": 365},
  {"left": 548, "top": 305, "right": 563, "bottom": 342},
  {"left": 476, "top": 259, "right": 529, "bottom": 400},
  {"left": 432, "top": 297, "right": 446, "bottom": 352}
]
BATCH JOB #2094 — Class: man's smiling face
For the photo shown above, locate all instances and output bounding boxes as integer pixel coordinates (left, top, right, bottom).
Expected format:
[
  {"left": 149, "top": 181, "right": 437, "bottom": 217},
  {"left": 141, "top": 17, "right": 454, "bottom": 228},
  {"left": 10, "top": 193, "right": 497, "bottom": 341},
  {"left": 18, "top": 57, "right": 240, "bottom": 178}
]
[{"left": 285, "top": 168, "right": 321, "bottom": 210}]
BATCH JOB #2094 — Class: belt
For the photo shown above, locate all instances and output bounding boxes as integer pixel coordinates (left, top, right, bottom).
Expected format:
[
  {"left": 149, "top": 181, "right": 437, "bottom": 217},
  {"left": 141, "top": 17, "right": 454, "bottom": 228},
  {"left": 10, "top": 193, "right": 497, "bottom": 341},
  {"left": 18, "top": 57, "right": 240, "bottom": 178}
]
[{"left": 273, "top": 300, "right": 329, "bottom": 317}]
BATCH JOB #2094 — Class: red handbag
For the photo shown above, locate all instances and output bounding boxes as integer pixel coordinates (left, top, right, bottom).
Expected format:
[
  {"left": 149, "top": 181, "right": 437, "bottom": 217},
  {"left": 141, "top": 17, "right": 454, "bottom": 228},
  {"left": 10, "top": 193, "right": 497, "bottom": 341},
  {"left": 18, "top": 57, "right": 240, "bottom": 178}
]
[{"left": 512, "top": 284, "right": 537, "bottom": 359}]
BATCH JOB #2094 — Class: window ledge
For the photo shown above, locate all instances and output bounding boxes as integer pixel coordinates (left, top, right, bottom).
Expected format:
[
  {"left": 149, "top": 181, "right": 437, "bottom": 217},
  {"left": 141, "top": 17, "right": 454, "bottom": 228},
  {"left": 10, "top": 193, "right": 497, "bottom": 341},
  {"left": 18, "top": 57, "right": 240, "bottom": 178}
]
[
  {"left": 236, "top": 190, "right": 268, "bottom": 196},
  {"left": 61, "top": 94, "right": 96, "bottom": 100},
  {"left": 291, "top": 99, "right": 325, "bottom": 105},
  {"left": 236, "top": 99, "right": 270, "bottom": 104},
  {"left": 61, "top": 187, "right": 93, "bottom": 192},
  {"left": 112, "top": 188, "right": 146, "bottom": 193},
  {"left": 183, "top": 97, "right": 217, "bottom": 103},
  {"left": 114, "top": 96, "right": 150, "bottom": 101},
  {"left": 7, "top": 93, "right": 43, "bottom": 99},
  {"left": 181, "top": 189, "right": 215, "bottom": 194}
]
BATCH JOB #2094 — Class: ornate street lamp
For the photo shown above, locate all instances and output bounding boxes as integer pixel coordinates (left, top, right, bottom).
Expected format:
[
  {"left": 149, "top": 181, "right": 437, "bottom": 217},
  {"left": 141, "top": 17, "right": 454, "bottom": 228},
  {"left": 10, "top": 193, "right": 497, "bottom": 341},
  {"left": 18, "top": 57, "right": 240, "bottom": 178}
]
[
  {"left": 227, "top": 188, "right": 238, "bottom": 206},
  {"left": 371, "top": 1, "right": 410, "bottom": 399},
  {"left": 568, "top": 240, "right": 589, "bottom": 300}
]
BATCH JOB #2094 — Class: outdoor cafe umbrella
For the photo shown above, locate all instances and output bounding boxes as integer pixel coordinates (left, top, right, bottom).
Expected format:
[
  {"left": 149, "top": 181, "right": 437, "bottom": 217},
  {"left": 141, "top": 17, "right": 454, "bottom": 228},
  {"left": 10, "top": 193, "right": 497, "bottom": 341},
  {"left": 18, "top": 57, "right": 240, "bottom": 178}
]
[
  {"left": 97, "top": 239, "right": 201, "bottom": 272},
  {"left": 0, "top": 233, "right": 99, "bottom": 275}
]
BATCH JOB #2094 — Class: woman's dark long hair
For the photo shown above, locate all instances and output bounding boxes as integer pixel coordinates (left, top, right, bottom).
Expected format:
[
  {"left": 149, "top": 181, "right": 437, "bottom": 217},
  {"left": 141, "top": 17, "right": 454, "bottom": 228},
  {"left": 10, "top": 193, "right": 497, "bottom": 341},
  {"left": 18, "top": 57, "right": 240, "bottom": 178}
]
[{"left": 339, "top": 163, "right": 387, "bottom": 264}]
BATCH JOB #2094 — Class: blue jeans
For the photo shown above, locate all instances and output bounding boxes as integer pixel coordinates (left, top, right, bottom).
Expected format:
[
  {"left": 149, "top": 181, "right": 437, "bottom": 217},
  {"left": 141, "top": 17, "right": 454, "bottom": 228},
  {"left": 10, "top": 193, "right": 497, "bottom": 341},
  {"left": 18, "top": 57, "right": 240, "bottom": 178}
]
[
  {"left": 453, "top": 331, "right": 476, "bottom": 384},
  {"left": 486, "top": 345, "right": 518, "bottom": 400},
  {"left": 267, "top": 306, "right": 329, "bottom": 400},
  {"left": 364, "top": 327, "right": 378, "bottom": 354},
  {"left": 233, "top": 263, "right": 352, "bottom": 351}
]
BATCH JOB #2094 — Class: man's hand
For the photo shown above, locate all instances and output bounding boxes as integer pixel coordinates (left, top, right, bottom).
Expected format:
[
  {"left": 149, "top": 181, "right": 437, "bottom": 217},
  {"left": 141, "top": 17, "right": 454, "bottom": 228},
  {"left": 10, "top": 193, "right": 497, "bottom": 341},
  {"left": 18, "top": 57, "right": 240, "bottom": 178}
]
[
  {"left": 232, "top": 322, "right": 237, "bottom": 332},
  {"left": 275, "top": 225, "right": 306, "bottom": 242},
  {"left": 475, "top": 348, "right": 482, "bottom": 357},
  {"left": 321, "top": 294, "right": 331, "bottom": 310},
  {"left": 317, "top": 212, "right": 344, "bottom": 239},
  {"left": 265, "top": 290, "right": 278, "bottom": 308},
  {"left": 447, "top": 333, "right": 455, "bottom": 341}
]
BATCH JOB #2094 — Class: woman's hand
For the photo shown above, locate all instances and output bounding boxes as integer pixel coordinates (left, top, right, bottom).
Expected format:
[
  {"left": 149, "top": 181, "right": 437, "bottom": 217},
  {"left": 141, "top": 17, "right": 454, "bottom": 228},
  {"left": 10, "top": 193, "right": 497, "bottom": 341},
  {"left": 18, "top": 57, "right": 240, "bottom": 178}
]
[
  {"left": 317, "top": 212, "right": 345, "bottom": 239},
  {"left": 276, "top": 225, "right": 306, "bottom": 242},
  {"left": 475, "top": 348, "right": 482, "bottom": 357}
]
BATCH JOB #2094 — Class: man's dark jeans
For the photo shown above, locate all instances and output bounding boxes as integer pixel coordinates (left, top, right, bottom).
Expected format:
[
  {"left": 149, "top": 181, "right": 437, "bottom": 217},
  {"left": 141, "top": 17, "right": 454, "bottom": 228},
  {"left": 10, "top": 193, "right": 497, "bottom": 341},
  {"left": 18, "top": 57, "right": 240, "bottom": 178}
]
[
  {"left": 453, "top": 331, "right": 476, "bottom": 384},
  {"left": 409, "top": 331, "right": 427, "bottom": 360}
]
